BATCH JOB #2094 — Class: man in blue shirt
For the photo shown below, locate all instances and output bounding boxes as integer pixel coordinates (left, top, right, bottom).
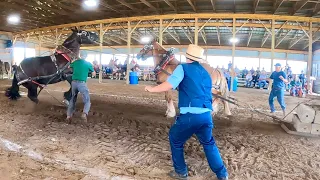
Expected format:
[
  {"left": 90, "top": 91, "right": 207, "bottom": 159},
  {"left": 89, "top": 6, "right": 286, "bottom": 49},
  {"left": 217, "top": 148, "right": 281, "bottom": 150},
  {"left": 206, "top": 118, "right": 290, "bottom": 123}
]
[
  {"left": 145, "top": 44, "right": 228, "bottom": 180},
  {"left": 268, "top": 63, "right": 288, "bottom": 116}
]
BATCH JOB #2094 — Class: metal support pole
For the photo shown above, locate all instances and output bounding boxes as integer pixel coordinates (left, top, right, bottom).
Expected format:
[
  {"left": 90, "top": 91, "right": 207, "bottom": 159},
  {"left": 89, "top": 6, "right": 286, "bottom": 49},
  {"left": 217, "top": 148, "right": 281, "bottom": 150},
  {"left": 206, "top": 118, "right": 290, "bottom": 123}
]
[
  {"left": 230, "top": 17, "right": 236, "bottom": 92},
  {"left": 99, "top": 23, "right": 104, "bottom": 83},
  {"left": 126, "top": 21, "right": 132, "bottom": 84},
  {"left": 195, "top": 18, "right": 199, "bottom": 45},
  {"left": 307, "top": 21, "right": 313, "bottom": 91},
  {"left": 285, "top": 52, "right": 288, "bottom": 66},
  {"left": 159, "top": 19, "right": 163, "bottom": 45},
  {"left": 271, "top": 19, "right": 275, "bottom": 72}
]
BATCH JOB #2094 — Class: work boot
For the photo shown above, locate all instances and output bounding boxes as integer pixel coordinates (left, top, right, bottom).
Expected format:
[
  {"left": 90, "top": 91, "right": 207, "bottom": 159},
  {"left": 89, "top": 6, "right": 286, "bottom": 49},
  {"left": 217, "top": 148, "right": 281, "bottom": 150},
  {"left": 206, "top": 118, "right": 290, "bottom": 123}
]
[
  {"left": 81, "top": 113, "right": 88, "bottom": 123},
  {"left": 65, "top": 116, "right": 72, "bottom": 124},
  {"left": 168, "top": 170, "right": 188, "bottom": 180}
]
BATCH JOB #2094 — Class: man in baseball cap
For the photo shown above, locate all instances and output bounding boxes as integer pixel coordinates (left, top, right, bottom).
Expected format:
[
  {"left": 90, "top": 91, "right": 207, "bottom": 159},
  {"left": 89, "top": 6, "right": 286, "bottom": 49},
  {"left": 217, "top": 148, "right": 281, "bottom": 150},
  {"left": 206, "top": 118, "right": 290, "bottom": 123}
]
[{"left": 268, "top": 63, "right": 288, "bottom": 116}]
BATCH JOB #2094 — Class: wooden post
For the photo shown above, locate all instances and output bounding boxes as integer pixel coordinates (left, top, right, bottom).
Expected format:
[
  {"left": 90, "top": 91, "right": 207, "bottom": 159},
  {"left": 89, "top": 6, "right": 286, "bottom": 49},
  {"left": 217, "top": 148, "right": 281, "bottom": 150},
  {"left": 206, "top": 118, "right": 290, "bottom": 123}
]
[
  {"left": 195, "top": 18, "right": 199, "bottom": 45},
  {"left": 159, "top": 19, "right": 163, "bottom": 45},
  {"left": 258, "top": 51, "right": 261, "bottom": 69},
  {"left": 271, "top": 19, "right": 275, "bottom": 72},
  {"left": 38, "top": 36, "right": 42, "bottom": 56},
  {"left": 126, "top": 21, "right": 131, "bottom": 84},
  {"left": 285, "top": 52, "right": 288, "bottom": 66},
  {"left": 99, "top": 23, "right": 104, "bottom": 83},
  {"left": 230, "top": 17, "right": 236, "bottom": 92},
  {"left": 307, "top": 21, "right": 313, "bottom": 91}
]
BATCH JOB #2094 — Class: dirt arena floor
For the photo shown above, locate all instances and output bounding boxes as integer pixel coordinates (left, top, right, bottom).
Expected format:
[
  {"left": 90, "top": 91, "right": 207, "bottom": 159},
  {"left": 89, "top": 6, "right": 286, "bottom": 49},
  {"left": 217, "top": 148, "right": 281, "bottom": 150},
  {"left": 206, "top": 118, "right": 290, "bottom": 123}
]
[{"left": 0, "top": 78, "right": 320, "bottom": 180}]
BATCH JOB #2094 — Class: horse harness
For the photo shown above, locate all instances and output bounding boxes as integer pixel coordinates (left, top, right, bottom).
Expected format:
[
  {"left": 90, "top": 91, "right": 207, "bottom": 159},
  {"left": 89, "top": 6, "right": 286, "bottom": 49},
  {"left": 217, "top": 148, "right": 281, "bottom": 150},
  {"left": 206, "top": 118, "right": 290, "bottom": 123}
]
[
  {"left": 16, "top": 45, "right": 78, "bottom": 90},
  {"left": 153, "top": 48, "right": 176, "bottom": 76}
]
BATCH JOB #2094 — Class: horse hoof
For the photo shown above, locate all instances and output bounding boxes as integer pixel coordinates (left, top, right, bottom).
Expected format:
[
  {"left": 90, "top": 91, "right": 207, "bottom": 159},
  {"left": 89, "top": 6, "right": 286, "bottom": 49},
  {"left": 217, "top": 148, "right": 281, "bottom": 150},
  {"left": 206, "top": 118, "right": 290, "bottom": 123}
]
[{"left": 62, "top": 100, "right": 69, "bottom": 107}]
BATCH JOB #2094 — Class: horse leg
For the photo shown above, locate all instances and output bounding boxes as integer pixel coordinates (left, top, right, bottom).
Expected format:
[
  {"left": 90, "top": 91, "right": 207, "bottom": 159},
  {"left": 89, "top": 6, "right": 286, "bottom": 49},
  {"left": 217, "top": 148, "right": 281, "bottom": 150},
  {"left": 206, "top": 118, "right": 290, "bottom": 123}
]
[
  {"left": 63, "top": 76, "right": 72, "bottom": 106},
  {"left": 222, "top": 90, "right": 232, "bottom": 116},
  {"left": 25, "top": 83, "right": 39, "bottom": 103},
  {"left": 165, "top": 91, "right": 176, "bottom": 118},
  {"left": 212, "top": 98, "right": 220, "bottom": 116}
]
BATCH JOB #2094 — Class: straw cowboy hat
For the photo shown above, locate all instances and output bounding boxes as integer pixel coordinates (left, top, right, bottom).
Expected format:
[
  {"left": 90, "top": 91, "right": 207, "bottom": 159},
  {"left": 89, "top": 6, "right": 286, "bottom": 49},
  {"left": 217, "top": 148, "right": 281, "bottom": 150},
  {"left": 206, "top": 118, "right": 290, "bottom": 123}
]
[{"left": 185, "top": 44, "right": 205, "bottom": 63}]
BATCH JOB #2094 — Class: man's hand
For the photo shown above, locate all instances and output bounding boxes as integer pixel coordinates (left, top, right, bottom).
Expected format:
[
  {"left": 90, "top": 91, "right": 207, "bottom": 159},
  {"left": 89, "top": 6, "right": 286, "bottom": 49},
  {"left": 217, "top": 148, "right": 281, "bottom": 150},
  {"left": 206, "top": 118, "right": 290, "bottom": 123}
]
[
  {"left": 279, "top": 76, "right": 284, "bottom": 80},
  {"left": 92, "top": 71, "right": 96, "bottom": 77},
  {"left": 145, "top": 86, "right": 154, "bottom": 92}
]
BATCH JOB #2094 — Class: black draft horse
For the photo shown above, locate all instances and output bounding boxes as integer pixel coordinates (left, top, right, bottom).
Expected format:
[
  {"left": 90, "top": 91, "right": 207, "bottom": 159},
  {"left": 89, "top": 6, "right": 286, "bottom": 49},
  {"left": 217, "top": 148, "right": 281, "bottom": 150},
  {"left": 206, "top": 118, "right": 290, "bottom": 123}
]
[{"left": 5, "top": 28, "right": 99, "bottom": 104}]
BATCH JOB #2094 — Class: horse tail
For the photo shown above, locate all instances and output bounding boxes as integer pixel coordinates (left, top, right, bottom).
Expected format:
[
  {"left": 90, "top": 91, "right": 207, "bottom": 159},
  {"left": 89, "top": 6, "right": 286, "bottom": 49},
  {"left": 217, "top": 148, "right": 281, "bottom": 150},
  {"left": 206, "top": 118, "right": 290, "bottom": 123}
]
[{"left": 5, "top": 73, "right": 21, "bottom": 100}]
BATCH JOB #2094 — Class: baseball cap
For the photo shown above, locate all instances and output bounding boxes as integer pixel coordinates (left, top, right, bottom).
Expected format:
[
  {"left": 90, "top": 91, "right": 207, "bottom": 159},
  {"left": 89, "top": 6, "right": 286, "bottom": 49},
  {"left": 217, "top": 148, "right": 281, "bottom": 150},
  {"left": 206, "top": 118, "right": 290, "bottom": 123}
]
[{"left": 274, "top": 63, "right": 281, "bottom": 67}]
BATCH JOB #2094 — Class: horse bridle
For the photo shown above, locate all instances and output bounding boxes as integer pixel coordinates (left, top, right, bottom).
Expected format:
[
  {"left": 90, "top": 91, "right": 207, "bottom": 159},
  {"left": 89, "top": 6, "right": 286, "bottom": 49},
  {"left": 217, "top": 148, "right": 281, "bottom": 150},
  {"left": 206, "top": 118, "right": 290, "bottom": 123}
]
[{"left": 141, "top": 44, "right": 176, "bottom": 76}]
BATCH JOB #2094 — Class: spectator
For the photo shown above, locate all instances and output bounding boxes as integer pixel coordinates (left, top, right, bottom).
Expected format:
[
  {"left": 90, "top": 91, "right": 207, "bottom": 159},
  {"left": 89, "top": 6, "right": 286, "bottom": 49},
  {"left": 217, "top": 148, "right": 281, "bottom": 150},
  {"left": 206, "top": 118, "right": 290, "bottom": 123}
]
[
  {"left": 251, "top": 71, "right": 259, "bottom": 87},
  {"left": 256, "top": 67, "right": 261, "bottom": 75},
  {"left": 242, "top": 67, "right": 248, "bottom": 78},
  {"left": 258, "top": 71, "right": 267, "bottom": 89},
  {"left": 245, "top": 72, "right": 253, "bottom": 88},
  {"left": 261, "top": 67, "right": 266, "bottom": 74},
  {"left": 228, "top": 61, "right": 232, "bottom": 70},
  {"left": 234, "top": 66, "right": 240, "bottom": 77},
  {"left": 299, "top": 70, "right": 306, "bottom": 89},
  {"left": 250, "top": 67, "right": 255, "bottom": 75}
]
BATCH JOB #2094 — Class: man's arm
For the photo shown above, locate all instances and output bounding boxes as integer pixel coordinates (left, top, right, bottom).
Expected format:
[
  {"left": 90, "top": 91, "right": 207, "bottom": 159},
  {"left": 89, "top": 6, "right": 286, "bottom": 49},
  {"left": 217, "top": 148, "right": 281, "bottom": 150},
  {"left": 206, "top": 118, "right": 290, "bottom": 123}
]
[{"left": 145, "top": 65, "right": 184, "bottom": 93}]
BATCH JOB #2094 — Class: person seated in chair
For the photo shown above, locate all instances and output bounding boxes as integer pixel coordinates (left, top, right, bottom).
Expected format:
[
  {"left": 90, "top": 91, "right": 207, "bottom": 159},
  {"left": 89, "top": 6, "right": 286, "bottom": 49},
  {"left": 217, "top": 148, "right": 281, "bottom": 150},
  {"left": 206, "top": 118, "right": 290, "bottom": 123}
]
[
  {"left": 258, "top": 71, "right": 267, "bottom": 89},
  {"left": 251, "top": 72, "right": 259, "bottom": 88},
  {"left": 245, "top": 72, "right": 253, "bottom": 88}
]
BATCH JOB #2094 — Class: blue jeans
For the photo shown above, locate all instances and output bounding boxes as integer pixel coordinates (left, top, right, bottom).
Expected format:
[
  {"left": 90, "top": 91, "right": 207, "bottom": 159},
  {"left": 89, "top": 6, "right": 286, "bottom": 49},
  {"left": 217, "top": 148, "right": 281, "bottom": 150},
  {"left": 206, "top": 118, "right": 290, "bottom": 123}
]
[
  {"left": 245, "top": 80, "right": 252, "bottom": 87},
  {"left": 258, "top": 80, "right": 266, "bottom": 89},
  {"left": 269, "top": 88, "right": 286, "bottom": 112},
  {"left": 169, "top": 112, "right": 228, "bottom": 179},
  {"left": 67, "top": 81, "right": 91, "bottom": 117}
]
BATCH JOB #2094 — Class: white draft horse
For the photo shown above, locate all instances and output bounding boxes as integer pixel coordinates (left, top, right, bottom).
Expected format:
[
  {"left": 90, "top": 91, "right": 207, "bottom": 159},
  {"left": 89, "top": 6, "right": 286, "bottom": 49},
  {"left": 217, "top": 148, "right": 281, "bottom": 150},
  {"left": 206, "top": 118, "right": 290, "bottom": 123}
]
[{"left": 136, "top": 40, "right": 231, "bottom": 118}]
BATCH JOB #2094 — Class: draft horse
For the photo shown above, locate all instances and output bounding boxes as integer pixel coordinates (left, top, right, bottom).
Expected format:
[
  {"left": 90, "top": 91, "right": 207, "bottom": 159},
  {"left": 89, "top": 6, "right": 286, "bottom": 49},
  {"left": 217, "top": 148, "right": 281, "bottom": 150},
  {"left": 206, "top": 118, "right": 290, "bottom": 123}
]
[
  {"left": 5, "top": 28, "right": 99, "bottom": 104},
  {"left": 136, "top": 40, "right": 231, "bottom": 117}
]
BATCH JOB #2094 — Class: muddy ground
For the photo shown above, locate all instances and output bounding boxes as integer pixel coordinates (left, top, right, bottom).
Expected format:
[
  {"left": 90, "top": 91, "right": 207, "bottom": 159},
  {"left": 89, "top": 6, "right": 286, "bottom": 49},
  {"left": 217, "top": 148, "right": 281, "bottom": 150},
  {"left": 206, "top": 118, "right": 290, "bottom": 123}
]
[{"left": 0, "top": 79, "right": 320, "bottom": 180}]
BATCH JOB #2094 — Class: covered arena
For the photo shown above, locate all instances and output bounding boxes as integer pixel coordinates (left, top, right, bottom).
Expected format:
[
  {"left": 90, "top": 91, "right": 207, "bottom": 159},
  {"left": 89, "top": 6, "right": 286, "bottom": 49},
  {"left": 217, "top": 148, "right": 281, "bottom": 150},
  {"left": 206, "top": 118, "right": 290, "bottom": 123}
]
[{"left": 0, "top": 0, "right": 320, "bottom": 179}]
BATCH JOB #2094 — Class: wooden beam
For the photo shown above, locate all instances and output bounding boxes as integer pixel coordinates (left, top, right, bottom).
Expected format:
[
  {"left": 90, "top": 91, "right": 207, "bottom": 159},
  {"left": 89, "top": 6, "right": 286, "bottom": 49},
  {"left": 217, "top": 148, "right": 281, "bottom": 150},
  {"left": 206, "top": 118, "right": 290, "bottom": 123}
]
[
  {"left": 311, "top": 2, "right": 320, "bottom": 16},
  {"left": 200, "top": 30, "right": 207, "bottom": 44},
  {"left": 195, "top": 18, "right": 199, "bottom": 45},
  {"left": 276, "top": 29, "right": 292, "bottom": 48},
  {"left": 292, "top": 0, "right": 309, "bottom": 15},
  {"left": 78, "top": 44, "right": 308, "bottom": 54},
  {"left": 271, "top": 19, "right": 275, "bottom": 73},
  {"left": 116, "top": 0, "right": 141, "bottom": 14},
  {"left": 163, "top": 0, "right": 177, "bottom": 12},
  {"left": 261, "top": 32, "right": 270, "bottom": 47},
  {"left": 247, "top": 28, "right": 253, "bottom": 47},
  {"left": 210, "top": 0, "right": 216, "bottom": 11},
  {"left": 166, "top": 30, "right": 180, "bottom": 44},
  {"left": 198, "top": 18, "right": 212, "bottom": 32},
  {"left": 162, "top": 19, "right": 175, "bottom": 33},
  {"left": 13, "top": 13, "right": 320, "bottom": 35},
  {"left": 307, "top": 21, "right": 312, "bottom": 90},
  {"left": 235, "top": 19, "right": 250, "bottom": 34},
  {"left": 186, "top": 0, "right": 197, "bottom": 12},
  {"left": 217, "top": 26, "right": 221, "bottom": 45},
  {"left": 140, "top": 0, "right": 158, "bottom": 13},
  {"left": 290, "top": 34, "right": 306, "bottom": 49},
  {"left": 182, "top": 27, "right": 193, "bottom": 43},
  {"left": 253, "top": 0, "right": 260, "bottom": 13},
  {"left": 273, "top": 0, "right": 285, "bottom": 14}
]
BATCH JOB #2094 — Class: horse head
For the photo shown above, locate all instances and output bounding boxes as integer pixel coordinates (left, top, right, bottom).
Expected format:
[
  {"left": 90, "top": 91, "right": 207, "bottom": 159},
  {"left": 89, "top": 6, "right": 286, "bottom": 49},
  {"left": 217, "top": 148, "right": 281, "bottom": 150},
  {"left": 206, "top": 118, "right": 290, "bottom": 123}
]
[
  {"left": 71, "top": 28, "right": 99, "bottom": 45},
  {"left": 136, "top": 39, "right": 167, "bottom": 61}
]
